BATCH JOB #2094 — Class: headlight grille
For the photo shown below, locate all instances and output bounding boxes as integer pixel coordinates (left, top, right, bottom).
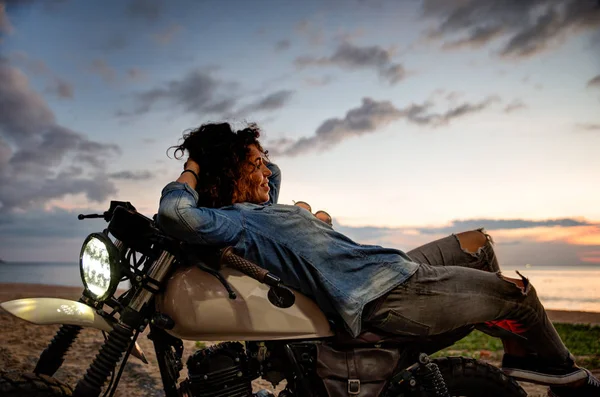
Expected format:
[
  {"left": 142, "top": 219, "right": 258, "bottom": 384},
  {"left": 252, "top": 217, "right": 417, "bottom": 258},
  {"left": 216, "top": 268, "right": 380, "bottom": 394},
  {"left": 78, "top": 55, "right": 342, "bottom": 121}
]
[{"left": 79, "top": 233, "right": 120, "bottom": 301}]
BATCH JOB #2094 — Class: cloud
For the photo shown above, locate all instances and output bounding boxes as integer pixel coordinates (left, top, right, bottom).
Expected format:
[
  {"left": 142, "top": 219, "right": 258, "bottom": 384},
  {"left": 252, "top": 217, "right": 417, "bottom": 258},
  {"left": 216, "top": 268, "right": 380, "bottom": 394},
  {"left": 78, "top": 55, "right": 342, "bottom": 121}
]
[
  {"left": 0, "top": 59, "right": 120, "bottom": 212},
  {"left": 446, "top": 91, "right": 463, "bottom": 102},
  {"left": 237, "top": 90, "right": 295, "bottom": 114},
  {"left": 271, "top": 95, "right": 499, "bottom": 156},
  {"left": 44, "top": 77, "right": 73, "bottom": 99},
  {"left": 494, "top": 240, "right": 599, "bottom": 268},
  {"left": 295, "top": 19, "right": 324, "bottom": 46},
  {"left": 422, "top": 0, "right": 600, "bottom": 59},
  {"left": 108, "top": 170, "right": 154, "bottom": 180},
  {"left": 94, "top": 33, "right": 129, "bottom": 52},
  {"left": 335, "top": 218, "right": 600, "bottom": 267},
  {"left": 295, "top": 42, "right": 407, "bottom": 85},
  {"left": 304, "top": 75, "right": 334, "bottom": 87},
  {"left": 423, "top": 96, "right": 500, "bottom": 124},
  {"left": 120, "top": 68, "right": 238, "bottom": 118},
  {"left": 332, "top": 27, "right": 366, "bottom": 44},
  {"left": 576, "top": 123, "right": 600, "bottom": 132},
  {"left": 88, "top": 59, "right": 118, "bottom": 83},
  {"left": 9, "top": 51, "right": 46, "bottom": 73},
  {"left": 587, "top": 75, "right": 600, "bottom": 88},
  {"left": 504, "top": 99, "right": 527, "bottom": 113},
  {"left": 432, "top": 90, "right": 465, "bottom": 103},
  {"left": 223, "top": 90, "right": 295, "bottom": 120},
  {"left": 498, "top": 7, "right": 562, "bottom": 58},
  {"left": 274, "top": 39, "right": 291, "bottom": 52},
  {"left": 336, "top": 224, "right": 399, "bottom": 242},
  {"left": 416, "top": 218, "right": 595, "bottom": 235},
  {"left": 275, "top": 97, "right": 405, "bottom": 156},
  {"left": 9, "top": 51, "right": 74, "bottom": 99},
  {"left": 442, "top": 25, "right": 505, "bottom": 50},
  {"left": 126, "top": 0, "right": 164, "bottom": 22},
  {"left": 153, "top": 23, "right": 182, "bottom": 45}
]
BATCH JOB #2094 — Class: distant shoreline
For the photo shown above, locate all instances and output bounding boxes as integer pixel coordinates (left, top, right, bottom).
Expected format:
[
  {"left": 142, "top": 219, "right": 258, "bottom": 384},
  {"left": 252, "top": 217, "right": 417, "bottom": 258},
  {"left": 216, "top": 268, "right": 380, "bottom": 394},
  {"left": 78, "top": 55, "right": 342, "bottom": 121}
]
[{"left": 1, "top": 282, "right": 599, "bottom": 326}]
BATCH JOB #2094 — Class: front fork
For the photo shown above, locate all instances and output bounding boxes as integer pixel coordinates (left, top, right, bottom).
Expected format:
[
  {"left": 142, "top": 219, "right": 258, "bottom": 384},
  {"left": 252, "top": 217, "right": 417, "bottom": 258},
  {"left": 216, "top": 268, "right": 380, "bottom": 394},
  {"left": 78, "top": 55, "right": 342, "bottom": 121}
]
[
  {"left": 34, "top": 293, "right": 100, "bottom": 376},
  {"left": 34, "top": 324, "right": 82, "bottom": 376},
  {"left": 70, "top": 250, "right": 175, "bottom": 397}
]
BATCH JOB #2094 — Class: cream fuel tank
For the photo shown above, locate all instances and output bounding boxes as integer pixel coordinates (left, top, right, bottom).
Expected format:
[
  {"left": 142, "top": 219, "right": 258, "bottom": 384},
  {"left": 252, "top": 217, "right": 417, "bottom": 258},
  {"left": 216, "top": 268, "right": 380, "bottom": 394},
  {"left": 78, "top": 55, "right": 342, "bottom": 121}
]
[{"left": 156, "top": 266, "right": 334, "bottom": 341}]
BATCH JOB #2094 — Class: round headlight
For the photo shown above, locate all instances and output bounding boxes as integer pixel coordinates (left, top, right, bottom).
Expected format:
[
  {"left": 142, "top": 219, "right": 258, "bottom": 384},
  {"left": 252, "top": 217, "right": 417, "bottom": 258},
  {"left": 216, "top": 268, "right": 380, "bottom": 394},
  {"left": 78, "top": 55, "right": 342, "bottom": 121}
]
[{"left": 79, "top": 233, "right": 121, "bottom": 301}]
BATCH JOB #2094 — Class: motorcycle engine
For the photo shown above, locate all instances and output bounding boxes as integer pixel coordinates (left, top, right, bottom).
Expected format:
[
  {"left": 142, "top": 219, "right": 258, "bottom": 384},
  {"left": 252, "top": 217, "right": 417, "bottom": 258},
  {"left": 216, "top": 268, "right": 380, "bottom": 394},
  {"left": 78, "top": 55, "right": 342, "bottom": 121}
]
[{"left": 185, "top": 342, "right": 253, "bottom": 397}]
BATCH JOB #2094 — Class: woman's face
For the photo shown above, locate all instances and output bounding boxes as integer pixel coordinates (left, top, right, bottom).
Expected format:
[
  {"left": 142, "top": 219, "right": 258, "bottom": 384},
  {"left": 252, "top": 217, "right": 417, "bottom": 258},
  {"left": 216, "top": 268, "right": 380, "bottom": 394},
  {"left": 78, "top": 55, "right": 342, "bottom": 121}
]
[{"left": 235, "top": 144, "right": 272, "bottom": 204}]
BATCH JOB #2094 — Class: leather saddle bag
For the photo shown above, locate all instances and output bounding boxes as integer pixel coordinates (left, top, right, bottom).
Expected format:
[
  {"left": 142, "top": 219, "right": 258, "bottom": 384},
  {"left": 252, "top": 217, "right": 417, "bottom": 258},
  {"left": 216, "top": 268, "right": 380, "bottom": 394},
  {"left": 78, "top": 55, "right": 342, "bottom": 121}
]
[{"left": 316, "top": 344, "right": 400, "bottom": 397}]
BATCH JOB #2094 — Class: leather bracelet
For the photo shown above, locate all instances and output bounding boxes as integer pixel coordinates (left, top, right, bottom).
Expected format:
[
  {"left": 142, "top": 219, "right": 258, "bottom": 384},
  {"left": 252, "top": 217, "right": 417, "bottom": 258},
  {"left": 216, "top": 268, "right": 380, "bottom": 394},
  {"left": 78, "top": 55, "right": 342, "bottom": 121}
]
[{"left": 181, "top": 169, "right": 200, "bottom": 184}]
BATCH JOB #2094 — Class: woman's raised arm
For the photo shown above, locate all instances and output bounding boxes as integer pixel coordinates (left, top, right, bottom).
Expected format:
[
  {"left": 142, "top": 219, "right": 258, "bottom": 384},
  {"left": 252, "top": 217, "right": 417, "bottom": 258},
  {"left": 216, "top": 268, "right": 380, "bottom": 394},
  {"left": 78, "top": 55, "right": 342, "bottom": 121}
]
[
  {"left": 157, "top": 161, "right": 243, "bottom": 246},
  {"left": 266, "top": 162, "right": 281, "bottom": 205}
]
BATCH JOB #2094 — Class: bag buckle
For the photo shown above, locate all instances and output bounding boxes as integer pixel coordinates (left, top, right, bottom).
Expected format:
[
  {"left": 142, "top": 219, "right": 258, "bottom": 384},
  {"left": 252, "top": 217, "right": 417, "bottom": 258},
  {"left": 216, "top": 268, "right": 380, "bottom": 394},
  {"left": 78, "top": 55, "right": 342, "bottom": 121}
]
[{"left": 348, "top": 379, "right": 360, "bottom": 395}]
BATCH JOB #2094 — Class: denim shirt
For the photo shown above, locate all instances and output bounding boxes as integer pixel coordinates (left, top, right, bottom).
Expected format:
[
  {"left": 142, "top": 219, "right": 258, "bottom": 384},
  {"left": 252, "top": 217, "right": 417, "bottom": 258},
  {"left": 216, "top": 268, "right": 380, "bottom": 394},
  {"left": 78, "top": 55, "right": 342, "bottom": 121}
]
[{"left": 157, "top": 163, "right": 420, "bottom": 337}]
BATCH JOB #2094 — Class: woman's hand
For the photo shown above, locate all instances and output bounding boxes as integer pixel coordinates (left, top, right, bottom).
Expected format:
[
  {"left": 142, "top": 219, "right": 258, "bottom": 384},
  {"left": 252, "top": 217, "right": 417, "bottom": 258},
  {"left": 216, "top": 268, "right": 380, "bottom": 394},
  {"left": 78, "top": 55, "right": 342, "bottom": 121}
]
[
  {"left": 293, "top": 201, "right": 312, "bottom": 212},
  {"left": 294, "top": 200, "right": 333, "bottom": 226},
  {"left": 315, "top": 210, "right": 333, "bottom": 226}
]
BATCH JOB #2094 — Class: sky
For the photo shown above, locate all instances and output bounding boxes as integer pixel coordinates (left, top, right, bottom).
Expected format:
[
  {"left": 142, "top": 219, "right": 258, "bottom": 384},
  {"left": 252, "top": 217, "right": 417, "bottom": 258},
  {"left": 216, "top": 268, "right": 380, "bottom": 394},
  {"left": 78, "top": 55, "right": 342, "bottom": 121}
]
[{"left": 0, "top": 0, "right": 599, "bottom": 266}]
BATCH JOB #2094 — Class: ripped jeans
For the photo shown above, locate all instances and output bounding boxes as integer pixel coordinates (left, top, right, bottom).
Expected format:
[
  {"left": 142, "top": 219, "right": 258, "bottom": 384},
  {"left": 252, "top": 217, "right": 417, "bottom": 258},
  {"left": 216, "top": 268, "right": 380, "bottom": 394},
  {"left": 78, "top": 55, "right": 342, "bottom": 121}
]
[{"left": 364, "top": 229, "right": 572, "bottom": 364}]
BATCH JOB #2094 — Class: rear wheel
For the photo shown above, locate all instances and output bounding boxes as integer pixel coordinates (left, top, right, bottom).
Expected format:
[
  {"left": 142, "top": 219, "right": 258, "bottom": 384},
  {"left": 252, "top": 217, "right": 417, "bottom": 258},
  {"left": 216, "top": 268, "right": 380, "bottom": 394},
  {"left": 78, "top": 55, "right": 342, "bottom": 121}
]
[
  {"left": 0, "top": 372, "right": 72, "bottom": 397},
  {"left": 433, "top": 357, "right": 527, "bottom": 397}
]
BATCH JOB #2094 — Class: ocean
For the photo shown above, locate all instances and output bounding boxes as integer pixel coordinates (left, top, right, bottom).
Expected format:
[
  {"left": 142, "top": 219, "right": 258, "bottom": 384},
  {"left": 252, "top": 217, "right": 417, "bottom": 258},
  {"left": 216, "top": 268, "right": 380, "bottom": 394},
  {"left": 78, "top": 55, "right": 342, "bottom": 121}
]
[
  {"left": 0, "top": 262, "right": 131, "bottom": 292},
  {"left": 501, "top": 265, "right": 600, "bottom": 313},
  {"left": 0, "top": 262, "right": 599, "bottom": 312}
]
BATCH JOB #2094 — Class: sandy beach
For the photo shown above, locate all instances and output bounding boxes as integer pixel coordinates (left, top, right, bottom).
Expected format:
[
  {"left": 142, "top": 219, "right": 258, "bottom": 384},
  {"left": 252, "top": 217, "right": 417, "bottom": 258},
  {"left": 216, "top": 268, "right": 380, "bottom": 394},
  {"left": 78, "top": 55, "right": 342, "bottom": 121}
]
[{"left": 1, "top": 283, "right": 599, "bottom": 396}]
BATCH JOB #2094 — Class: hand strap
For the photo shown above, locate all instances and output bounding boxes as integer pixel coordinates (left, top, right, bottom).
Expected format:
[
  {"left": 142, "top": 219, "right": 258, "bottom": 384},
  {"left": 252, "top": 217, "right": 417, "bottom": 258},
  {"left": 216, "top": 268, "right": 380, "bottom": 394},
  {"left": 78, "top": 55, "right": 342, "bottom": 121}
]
[
  {"left": 346, "top": 350, "right": 360, "bottom": 395},
  {"left": 181, "top": 169, "right": 200, "bottom": 184}
]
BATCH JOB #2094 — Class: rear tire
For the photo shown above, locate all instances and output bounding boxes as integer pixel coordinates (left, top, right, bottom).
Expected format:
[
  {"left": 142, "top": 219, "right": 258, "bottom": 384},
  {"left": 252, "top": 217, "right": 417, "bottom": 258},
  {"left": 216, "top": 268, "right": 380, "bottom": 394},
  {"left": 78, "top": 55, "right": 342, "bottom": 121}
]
[
  {"left": 0, "top": 371, "right": 72, "bottom": 397},
  {"left": 433, "top": 357, "right": 527, "bottom": 397}
]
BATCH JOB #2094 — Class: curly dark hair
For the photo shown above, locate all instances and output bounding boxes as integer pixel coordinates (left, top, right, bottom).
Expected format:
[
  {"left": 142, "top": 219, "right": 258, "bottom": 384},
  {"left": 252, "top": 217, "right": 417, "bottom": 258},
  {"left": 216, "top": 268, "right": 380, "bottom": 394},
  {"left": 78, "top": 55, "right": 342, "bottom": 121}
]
[{"left": 169, "top": 122, "right": 267, "bottom": 208}]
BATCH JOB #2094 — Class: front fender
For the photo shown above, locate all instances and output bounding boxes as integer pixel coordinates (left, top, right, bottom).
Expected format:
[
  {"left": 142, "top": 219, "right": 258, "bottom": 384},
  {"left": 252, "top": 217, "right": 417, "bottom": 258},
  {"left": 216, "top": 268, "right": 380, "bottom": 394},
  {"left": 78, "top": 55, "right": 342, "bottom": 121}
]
[
  {"left": 0, "top": 298, "right": 148, "bottom": 364},
  {"left": 0, "top": 298, "right": 113, "bottom": 331}
]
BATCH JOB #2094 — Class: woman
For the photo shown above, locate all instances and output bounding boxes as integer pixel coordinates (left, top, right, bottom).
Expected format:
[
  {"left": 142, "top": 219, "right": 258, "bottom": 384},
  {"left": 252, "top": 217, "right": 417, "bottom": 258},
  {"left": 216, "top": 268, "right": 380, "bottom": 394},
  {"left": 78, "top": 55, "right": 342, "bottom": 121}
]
[{"left": 158, "top": 122, "right": 598, "bottom": 397}]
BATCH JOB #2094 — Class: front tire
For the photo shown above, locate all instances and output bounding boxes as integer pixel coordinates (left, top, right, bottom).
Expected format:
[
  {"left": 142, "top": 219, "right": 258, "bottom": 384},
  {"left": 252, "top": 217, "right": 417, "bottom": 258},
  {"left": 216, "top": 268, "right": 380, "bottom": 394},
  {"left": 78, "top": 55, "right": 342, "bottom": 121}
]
[
  {"left": 0, "top": 372, "right": 72, "bottom": 397},
  {"left": 433, "top": 357, "right": 527, "bottom": 397}
]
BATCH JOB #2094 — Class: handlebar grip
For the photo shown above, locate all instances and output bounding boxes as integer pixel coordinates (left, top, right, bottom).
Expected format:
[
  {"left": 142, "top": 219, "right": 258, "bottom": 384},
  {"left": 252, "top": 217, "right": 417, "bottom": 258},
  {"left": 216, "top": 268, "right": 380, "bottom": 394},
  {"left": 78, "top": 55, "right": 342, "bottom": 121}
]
[
  {"left": 77, "top": 213, "right": 105, "bottom": 220},
  {"left": 220, "top": 247, "right": 269, "bottom": 283}
]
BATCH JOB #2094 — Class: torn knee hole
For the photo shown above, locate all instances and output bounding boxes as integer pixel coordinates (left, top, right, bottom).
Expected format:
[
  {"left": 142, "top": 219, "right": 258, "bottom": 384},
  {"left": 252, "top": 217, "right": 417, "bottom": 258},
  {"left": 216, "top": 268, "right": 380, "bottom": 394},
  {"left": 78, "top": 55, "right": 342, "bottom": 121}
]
[
  {"left": 456, "top": 230, "right": 489, "bottom": 255},
  {"left": 477, "top": 228, "right": 494, "bottom": 245},
  {"left": 498, "top": 271, "right": 531, "bottom": 295}
]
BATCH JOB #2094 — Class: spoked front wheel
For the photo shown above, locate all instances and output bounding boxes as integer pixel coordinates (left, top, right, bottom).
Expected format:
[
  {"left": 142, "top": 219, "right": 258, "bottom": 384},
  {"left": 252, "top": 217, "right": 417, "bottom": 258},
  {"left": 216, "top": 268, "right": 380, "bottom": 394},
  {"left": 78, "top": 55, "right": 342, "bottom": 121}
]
[
  {"left": 0, "top": 371, "right": 72, "bottom": 397},
  {"left": 433, "top": 357, "right": 527, "bottom": 397}
]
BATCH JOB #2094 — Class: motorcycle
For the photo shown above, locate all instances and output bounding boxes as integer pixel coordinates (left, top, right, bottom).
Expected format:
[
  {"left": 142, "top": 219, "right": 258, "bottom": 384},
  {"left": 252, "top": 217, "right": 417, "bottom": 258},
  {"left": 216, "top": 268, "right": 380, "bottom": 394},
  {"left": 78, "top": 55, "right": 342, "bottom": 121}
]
[{"left": 0, "top": 201, "right": 528, "bottom": 397}]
